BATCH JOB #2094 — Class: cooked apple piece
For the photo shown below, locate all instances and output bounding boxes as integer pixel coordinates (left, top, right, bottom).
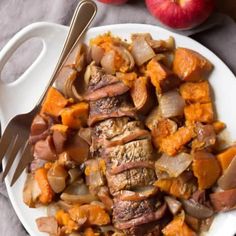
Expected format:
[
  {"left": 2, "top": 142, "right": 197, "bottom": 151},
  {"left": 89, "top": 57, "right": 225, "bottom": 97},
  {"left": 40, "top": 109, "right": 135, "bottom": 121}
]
[
  {"left": 130, "top": 76, "right": 154, "bottom": 114},
  {"left": 210, "top": 188, "right": 236, "bottom": 212},
  {"left": 173, "top": 47, "right": 213, "bottom": 81},
  {"left": 146, "top": 58, "right": 181, "bottom": 94},
  {"left": 180, "top": 81, "right": 211, "bottom": 103},
  {"left": 160, "top": 126, "right": 194, "bottom": 156},
  {"left": 184, "top": 102, "right": 214, "bottom": 123}
]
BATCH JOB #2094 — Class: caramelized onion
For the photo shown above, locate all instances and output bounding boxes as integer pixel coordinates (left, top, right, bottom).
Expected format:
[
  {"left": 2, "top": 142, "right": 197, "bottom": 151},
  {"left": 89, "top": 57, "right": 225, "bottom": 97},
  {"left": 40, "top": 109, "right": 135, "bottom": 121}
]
[
  {"left": 131, "top": 37, "right": 155, "bottom": 66},
  {"left": 36, "top": 216, "right": 60, "bottom": 235},
  {"left": 155, "top": 152, "right": 192, "bottom": 178},
  {"left": 218, "top": 156, "right": 236, "bottom": 190},
  {"left": 23, "top": 173, "right": 41, "bottom": 207},
  {"left": 164, "top": 196, "right": 182, "bottom": 215},
  {"left": 159, "top": 90, "right": 185, "bottom": 118},
  {"left": 47, "top": 164, "right": 68, "bottom": 193},
  {"left": 182, "top": 199, "right": 214, "bottom": 219},
  {"left": 113, "top": 45, "right": 135, "bottom": 71},
  {"left": 101, "top": 50, "right": 116, "bottom": 74},
  {"left": 68, "top": 168, "right": 82, "bottom": 183},
  {"left": 60, "top": 193, "right": 98, "bottom": 204},
  {"left": 91, "top": 45, "right": 105, "bottom": 64}
]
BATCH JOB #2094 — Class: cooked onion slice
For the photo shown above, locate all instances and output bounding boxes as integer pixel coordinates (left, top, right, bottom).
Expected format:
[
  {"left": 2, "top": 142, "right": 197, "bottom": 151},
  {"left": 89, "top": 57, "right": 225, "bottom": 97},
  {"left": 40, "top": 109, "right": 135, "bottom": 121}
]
[
  {"left": 182, "top": 199, "right": 214, "bottom": 219},
  {"left": 91, "top": 45, "right": 105, "bottom": 64},
  {"left": 60, "top": 193, "right": 98, "bottom": 204},
  {"left": 47, "top": 163, "right": 68, "bottom": 193},
  {"left": 159, "top": 90, "right": 185, "bottom": 118},
  {"left": 218, "top": 156, "right": 236, "bottom": 190},
  {"left": 131, "top": 37, "right": 155, "bottom": 66},
  {"left": 101, "top": 50, "right": 116, "bottom": 74},
  {"left": 155, "top": 152, "right": 192, "bottom": 178},
  {"left": 164, "top": 196, "right": 182, "bottom": 215}
]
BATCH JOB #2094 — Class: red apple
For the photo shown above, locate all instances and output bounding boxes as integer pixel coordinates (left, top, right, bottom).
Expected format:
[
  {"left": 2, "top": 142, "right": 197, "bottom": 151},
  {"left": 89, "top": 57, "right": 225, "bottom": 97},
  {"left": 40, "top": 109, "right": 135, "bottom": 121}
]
[
  {"left": 145, "top": 0, "right": 215, "bottom": 30},
  {"left": 97, "top": 0, "right": 128, "bottom": 4}
]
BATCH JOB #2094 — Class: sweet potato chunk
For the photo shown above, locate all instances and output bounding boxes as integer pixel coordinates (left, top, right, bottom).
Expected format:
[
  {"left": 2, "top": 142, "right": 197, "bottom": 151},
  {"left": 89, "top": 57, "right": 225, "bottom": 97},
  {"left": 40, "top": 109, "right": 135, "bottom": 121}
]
[
  {"left": 61, "top": 102, "right": 89, "bottom": 129},
  {"left": 217, "top": 146, "right": 236, "bottom": 171},
  {"left": 130, "top": 76, "right": 153, "bottom": 114},
  {"left": 155, "top": 177, "right": 194, "bottom": 199},
  {"left": 55, "top": 209, "right": 79, "bottom": 234},
  {"left": 34, "top": 168, "right": 54, "bottom": 204},
  {"left": 180, "top": 81, "right": 211, "bottom": 103},
  {"left": 160, "top": 126, "right": 194, "bottom": 156},
  {"left": 162, "top": 213, "right": 197, "bottom": 236},
  {"left": 173, "top": 48, "right": 213, "bottom": 81},
  {"left": 184, "top": 102, "right": 214, "bottom": 123},
  {"left": 41, "top": 87, "right": 68, "bottom": 117},
  {"left": 146, "top": 58, "right": 181, "bottom": 94},
  {"left": 212, "top": 121, "right": 226, "bottom": 134},
  {"left": 152, "top": 119, "right": 177, "bottom": 149},
  {"left": 192, "top": 151, "right": 221, "bottom": 190},
  {"left": 68, "top": 204, "right": 110, "bottom": 226},
  {"left": 210, "top": 188, "right": 236, "bottom": 212}
]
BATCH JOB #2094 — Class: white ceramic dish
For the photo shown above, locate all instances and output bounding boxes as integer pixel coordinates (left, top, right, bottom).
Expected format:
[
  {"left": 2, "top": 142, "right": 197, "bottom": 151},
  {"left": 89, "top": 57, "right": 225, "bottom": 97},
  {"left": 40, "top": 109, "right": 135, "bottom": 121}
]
[{"left": 0, "top": 22, "right": 236, "bottom": 236}]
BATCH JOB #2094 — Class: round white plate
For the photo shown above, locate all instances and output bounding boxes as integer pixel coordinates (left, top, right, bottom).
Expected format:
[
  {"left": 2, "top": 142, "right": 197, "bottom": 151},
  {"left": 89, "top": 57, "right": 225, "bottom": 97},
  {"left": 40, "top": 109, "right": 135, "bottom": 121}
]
[{"left": 0, "top": 22, "right": 236, "bottom": 236}]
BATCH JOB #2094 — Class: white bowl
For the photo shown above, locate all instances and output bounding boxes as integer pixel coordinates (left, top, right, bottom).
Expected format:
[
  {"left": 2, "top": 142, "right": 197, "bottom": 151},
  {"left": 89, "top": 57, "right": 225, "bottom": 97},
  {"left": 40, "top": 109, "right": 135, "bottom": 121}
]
[{"left": 0, "top": 22, "right": 236, "bottom": 236}]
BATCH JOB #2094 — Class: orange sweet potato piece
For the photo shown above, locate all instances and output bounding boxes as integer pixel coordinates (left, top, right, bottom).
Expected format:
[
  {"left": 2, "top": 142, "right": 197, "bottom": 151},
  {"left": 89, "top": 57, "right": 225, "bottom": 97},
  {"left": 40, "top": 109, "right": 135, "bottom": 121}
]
[
  {"left": 34, "top": 168, "right": 54, "bottom": 204},
  {"left": 154, "top": 175, "right": 195, "bottom": 199},
  {"left": 212, "top": 121, "right": 226, "bottom": 134},
  {"left": 180, "top": 81, "right": 211, "bottom": 103},
  {"left": 193, "top": 151, "right": 221, "bottom": 190},
  {"left": 69, "top": 204, "right": 110, "bottom": 226},
  {"left": 50, "top": 124, "right": 69, "bottom": 133},
  {"left": 55, "top": 209, "right": 79, "bottom": 234},
  {"left": 184, "top": 102, "right": 214, "bottom": 123},
  {"left": 61, "top": 102, "right": 89, "bottom": 129},
  {"left": 41, "top": 87, "right": 68, "bottom": 117},
  {"left": 217, "top": 146, "right": 236, "bottom": 171},
  {"left": 160, "top": 126, "right": 194, "bottom": 156},
  {"left": 173, "top": 48, "right": 213, "bottom": 81},
  {"left": 162, "top": 213, "right": 197, "bottom": 236},
  {"left": 151, "top": 119, "right": 177, "bottom": 149},
  {"left": 146, "top": 58, "right": 181, "bottom": 94},
  {"left": 84, "top": 228, "right": 96, "bottom": 236},
  {"left": 130, "top": 76, "right": 154, "bottom": 114}
]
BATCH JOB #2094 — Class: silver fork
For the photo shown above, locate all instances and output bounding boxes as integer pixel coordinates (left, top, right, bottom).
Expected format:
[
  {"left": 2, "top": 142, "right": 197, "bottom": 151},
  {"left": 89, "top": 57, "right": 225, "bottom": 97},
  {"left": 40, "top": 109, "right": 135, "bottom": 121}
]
[{"left": 0, "top": 0, "right": 97, "bottom": 186}]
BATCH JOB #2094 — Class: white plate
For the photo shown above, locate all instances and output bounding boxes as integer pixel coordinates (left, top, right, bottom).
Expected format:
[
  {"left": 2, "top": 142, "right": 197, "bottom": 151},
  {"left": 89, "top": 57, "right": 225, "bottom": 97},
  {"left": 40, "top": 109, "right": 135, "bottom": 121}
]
[{"left": 0, "top": 22, "right": 236, "bottom": 236}]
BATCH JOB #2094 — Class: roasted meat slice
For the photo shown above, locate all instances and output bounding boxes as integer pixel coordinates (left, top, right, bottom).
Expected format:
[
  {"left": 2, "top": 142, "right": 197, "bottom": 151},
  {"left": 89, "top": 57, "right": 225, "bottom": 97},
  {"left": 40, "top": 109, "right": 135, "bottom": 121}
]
[
  {"left": 113, "top": 198, "right": 157, "bottom": 222},
  {"left": 88, "top": 94, "right": 136, "bottom": 126},
  {"left": 88, "top": 65, "right": 119, "bottom": 91},
  {"left": 93, "top": 118, "right": 142, "bottom": 139},
  {"left": 105, "top": 139, "right": 154, "bottom": 167},
  {"left": 106, "top": 168, "right": 156, "bottom": 195},
  {"left": 114, "top": 203, "right": 167, "bottom": 230}
]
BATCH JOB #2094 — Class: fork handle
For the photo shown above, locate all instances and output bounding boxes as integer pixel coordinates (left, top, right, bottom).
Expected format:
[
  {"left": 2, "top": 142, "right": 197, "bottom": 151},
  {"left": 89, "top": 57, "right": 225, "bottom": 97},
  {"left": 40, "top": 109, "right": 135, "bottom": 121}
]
[{"left": 37, "top": 0, "right": 97, "bottom": 106}]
